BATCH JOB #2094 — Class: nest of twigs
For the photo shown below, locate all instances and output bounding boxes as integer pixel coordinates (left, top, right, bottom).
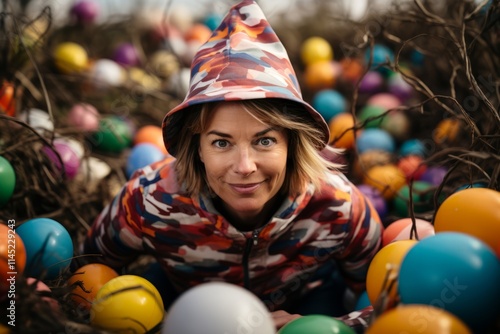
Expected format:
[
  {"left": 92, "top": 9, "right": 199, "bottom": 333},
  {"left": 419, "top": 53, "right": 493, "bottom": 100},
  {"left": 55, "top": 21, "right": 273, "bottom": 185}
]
[{"left": 0, "top": 0, "right": 499, "bottom": 333}]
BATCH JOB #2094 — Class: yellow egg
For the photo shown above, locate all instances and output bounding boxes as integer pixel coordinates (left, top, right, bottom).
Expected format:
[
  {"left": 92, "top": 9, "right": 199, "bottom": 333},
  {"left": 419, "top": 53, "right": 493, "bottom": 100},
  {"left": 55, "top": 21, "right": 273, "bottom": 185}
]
[
  {"left": 53, "top": 42, "right": 88, "bottom": 74},
  {"left": 300, "top": 36, "right": 333, "bottom": 65}
]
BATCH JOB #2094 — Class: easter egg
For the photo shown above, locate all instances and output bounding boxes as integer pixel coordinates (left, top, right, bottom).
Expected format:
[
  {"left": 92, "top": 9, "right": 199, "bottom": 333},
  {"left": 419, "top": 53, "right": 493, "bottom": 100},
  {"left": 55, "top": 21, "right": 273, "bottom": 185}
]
[
  {"left": 88, "top": 59, "right": 125, "bottom": 89},
  {"left": 364, "top": 44, "right": 394, "bottom": 76},
  {"left": 53, "top": 42, "right": 88, "bottom": 74},
  {"left": 328, "top": 112, "right": 357, "bottom": 149},
  {"left": 68, "top": 263, "right": 119, "bottom": 310},
  {"left": 357, "top": 184, "right": 388, "bottom": 219},
  {"left": 434, "top": 187, "right": 500, "bottom": 251},
  {"left": 91, "top": 275, "right": 164, "bottom": 333},
  {"left": 359, "top": 71, "right": 384, "bottom": 94},
  {"left": 92, "top": 116, "right": 133, "bottom": 154},
  {"left": 70, "top": 0, "right": 99, "bottom": 25},
  {"left": 42, "top": 139, "right": 81, "bottom": 179},
  {"left": 113, "top": 43, "right": 140, "bottom": 67},
  {"left": 419, "top": 166, "right": 447, "bottom": 186},
  {"left": 303, "top": 61, "right": 338, "bottom": 91},
  {"left": 203, "top": 13, "right": 222, "bottom": 31},
  {"left": 356, "top": 128, "right": 396, "bottom": 154},
  {"left": 162, "top": 282, "right": 274, "bottom": 334},
  {"left": 0, "top": 224, "right": 26, "bottom": 294},
  {"left": 128, "top": 67, "right": 162, "bottom": 90},
  {"left": 388, "top": 72, "right": 413, "bottom": 101},
  {"left": 26, "top": 277, "right": 60, "bottom": 311},
  {"left": 16, "top": 218, "right": 73, "bottom": 279},
  {"left": 353, "top": 150, "right": 393, "bottom": 179},
  {"left": 134, "top": 125, "right": 168, "bottom": 154},
  {"left": 300, "top": 36, "right": 333, "bottom": 65},
  {"left": 312, "top": 89, "right": 347, "bottom": 123},
  {"left": 398, "top": 232, "right": 500, "bottom": 331},
  {"left": 67, "top": 103, "right": 100, "bottom": 132},
  {"left": 363, "top": 164, "right": 407, "bottom": 200},
  {"left": 392, "top": 181, "right": 434, "bottom": 217},
  {"left": 0, "top": 156, "right": 15, "bottom": 207},
  {"left": 397, "top": 155, "right": 427, "bottom": 180},
  {"left": 17, "top": 108, "right": 54, "bottom": 134},
  {"left": 366, "top": 305, "right": 472, "bottom": 334},
  {"left": 399, "top": 139, "right": 427, "bottom": 157},
  {"left": 0, "top": 81, "right": 15, "bottom": 116},
  {"left": 366, "top": 93, "right": 401, "bottom": 111},
  {"left": 382, "top": 218, "right": 434, "bottom": 246},
  {"left": 357, "top": 105, "right": 387, "bottom": 128},
  {"left": 126, "top": 144, "right": 165, "bottom": 178},
  {"left": 340, "top": 57, "right": 364, "bottom": 83},
  {"left": 184, "top": 23, "right": 212, "bottom": 44},
  {"left": 380, "top": 110, "right": 410, "bottom": 141},
  {"left": 433, "top": 118, "right": 462, "bottom": 145},
  {"left": 147, "top": 50, "right": 180, "bottom": 79},
  {"left": 278, "top": 315, "right": 356, "bottom": 334},
  {"left": 366, "top": 240, "right": 417, "bottom": 309}
]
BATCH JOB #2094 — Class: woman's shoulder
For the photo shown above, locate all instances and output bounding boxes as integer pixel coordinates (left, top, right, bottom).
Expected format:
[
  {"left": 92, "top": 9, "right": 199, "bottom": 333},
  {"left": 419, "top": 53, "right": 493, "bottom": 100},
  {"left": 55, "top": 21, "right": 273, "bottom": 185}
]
[{"left": 126, "top": 155, "right": 182, "bottom": 194}]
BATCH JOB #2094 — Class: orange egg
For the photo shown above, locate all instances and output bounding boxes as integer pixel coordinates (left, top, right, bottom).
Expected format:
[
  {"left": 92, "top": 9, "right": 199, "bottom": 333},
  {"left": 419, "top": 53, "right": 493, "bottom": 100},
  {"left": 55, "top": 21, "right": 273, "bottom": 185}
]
[
  {"left": 184, "top": 23, "right": 212, "bottom": 44},
  {"left": 328, "top": 112, "right": 358, "bottom": 149},
  {"left": 363, "top": 164, "right": 407, "bottom": 200},
  {"left": 340, "top": 57, "right": 364, "bottom": 83},
  {"left": 134, "top": 125, "right": 168, "bottom": 155},
  {"left": 303, "top": 61, "right": 338, "bottom": 91},
  {"left": 0, "top": 224, "right": 26, "bottom": 294},
  {"left": 433, "top": 118, "right": 462, "bottom": 145},
  {"left": 67, "top": 263, "right": 119, "bottom": 310},
  {"left": 397, "top": 155, "right": 427, "bottom": 180}
]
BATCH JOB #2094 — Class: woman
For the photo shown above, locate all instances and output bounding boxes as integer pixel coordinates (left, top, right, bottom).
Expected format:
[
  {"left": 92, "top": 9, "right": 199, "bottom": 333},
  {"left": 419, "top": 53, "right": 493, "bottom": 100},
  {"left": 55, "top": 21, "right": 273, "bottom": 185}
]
[{"left": 82, "top": 0, "right": 383, "bottom": 331}]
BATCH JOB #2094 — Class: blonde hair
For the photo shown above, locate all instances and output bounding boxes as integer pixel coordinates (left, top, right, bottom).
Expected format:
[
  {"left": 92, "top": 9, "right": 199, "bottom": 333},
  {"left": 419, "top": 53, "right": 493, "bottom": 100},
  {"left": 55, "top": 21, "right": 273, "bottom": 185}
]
[{"left": 174, "top": 99, "right": 343, "bottom": 196}]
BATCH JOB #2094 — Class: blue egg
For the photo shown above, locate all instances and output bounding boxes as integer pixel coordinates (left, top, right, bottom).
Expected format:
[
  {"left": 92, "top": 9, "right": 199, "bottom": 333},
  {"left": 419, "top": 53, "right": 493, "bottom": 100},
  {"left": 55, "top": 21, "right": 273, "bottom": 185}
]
[
  {"left": 364, "top": 44, "right": 394, "bottom": 76},
  {"left": 354, "top": 290, "right": 371, "bottom": 311},
  {"left": 16, "top": 218, "right": 73, "bottom": 279},
  {"left": 399, "top": 139, "right": 427, "bottom": 157},
  {"left": 356, "top": 128, "right": 396, "bottom": 154},
  {"left": 312, "top": 89, "right": 347, "bottom": 123},
  {"left": 399, "top": 232, "right": 500, "bottom": 331},
  {"left": 126, "top": 143, "right": 166, "bottom": 178},
  {"left": 203, "top": 13, "right": 222, "bottom": 31}
]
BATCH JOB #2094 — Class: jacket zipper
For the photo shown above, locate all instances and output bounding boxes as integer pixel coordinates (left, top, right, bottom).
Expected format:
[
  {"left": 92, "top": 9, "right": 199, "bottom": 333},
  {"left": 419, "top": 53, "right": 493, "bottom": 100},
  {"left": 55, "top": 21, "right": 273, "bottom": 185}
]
[{"left": 243, "top": 229, "right": 260, "bottom": 289}]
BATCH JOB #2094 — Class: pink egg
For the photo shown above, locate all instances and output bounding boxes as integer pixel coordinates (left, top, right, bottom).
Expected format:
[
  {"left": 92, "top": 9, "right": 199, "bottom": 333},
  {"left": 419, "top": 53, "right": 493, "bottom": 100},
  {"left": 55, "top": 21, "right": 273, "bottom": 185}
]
[
  {"left": 26, "top": 277, "right": 60, "bottom": 311},
  {"left": 67, "top": 103, "right": 100, "bottom": 132},
  {"left": 43, "top": 140, "right": 81, "bottom": 179},
  {"left": 366, "top": 93, "right": 402, "bottom": 111},
  {"left": 382, "top": 218, "right": 435, "bottom": 246}
]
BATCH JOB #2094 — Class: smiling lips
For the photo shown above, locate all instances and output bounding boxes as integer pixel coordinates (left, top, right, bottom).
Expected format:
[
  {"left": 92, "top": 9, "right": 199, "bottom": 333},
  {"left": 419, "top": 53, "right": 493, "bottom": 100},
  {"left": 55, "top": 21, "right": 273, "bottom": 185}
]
[{"left": 229, "top": 182, "right": 262, "bottom": 194}]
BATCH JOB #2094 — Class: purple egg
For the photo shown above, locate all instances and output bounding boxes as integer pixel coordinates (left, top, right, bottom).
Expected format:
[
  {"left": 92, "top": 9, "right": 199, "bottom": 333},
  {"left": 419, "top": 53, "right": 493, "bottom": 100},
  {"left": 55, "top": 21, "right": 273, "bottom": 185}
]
[
  {"left": 418, "top": 166, "right": 447, "bottom": 186},
  {"left": 357, "top": 184, "right": 388, "bottom": 219},
  {"left": 113, "top": 43, "right": 140, "bottom": 67},
  {"left": 388, "top": 73, "right": 413, "bottom": 102},
  {"left": 43, "top": 141, "right": 81, "bottom": 179},
  {"left": 70, "top": 0, "right": 99, "bottom": 25},
  {"left": 359, "top": 71, "right": 384, "bottom": 94}
]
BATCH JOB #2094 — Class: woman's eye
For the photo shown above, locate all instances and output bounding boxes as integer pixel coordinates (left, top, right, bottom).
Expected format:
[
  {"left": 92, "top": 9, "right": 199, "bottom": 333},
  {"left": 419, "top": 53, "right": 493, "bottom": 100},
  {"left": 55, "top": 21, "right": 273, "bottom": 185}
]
[
  {"left": 213, "top": 139, "right": 229, "bottom": 148},
  {"left": 257, "top": 137, "right": 276, "bottom": 147}
]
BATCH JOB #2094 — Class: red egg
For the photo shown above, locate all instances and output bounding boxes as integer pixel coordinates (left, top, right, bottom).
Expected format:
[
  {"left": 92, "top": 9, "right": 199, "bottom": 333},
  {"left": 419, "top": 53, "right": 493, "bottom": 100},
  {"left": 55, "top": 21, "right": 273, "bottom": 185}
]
[{"left": 397, "top": 155, "right": 427, "bottom": 180}]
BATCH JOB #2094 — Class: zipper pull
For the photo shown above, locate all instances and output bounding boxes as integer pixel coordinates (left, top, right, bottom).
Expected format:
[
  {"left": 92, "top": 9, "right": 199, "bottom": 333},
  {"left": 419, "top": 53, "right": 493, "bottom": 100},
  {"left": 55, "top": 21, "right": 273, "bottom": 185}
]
[{"left": 252, "top": 229, "right": 259, "bottom": 245}]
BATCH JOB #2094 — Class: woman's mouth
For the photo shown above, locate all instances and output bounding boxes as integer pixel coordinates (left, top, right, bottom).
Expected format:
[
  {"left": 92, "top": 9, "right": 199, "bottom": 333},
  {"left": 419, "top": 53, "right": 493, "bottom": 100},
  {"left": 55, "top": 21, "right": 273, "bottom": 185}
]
[{"left": 229, "top": 182, "right": 261, "bottom": 194}]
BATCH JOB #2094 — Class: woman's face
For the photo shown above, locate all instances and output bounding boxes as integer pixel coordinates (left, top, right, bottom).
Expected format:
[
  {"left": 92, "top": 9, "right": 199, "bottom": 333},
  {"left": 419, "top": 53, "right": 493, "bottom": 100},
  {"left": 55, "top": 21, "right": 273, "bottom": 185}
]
[{"left": 199, "top": 102, "right": 288, "bottom": 225}]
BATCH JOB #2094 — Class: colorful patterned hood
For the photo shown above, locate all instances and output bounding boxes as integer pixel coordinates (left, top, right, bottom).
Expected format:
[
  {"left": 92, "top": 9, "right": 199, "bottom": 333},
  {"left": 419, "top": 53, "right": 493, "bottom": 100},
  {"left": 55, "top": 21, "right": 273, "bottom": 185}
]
[{"left": 162, "top": 0, "right": 330, "bottom": 156}]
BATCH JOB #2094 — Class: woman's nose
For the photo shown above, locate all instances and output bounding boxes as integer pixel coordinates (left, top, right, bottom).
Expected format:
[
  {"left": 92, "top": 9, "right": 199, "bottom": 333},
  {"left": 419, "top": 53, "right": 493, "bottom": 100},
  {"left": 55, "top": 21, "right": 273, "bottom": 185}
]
[{"left": 234, "top": 148, "right": 256, "bottom": 176}]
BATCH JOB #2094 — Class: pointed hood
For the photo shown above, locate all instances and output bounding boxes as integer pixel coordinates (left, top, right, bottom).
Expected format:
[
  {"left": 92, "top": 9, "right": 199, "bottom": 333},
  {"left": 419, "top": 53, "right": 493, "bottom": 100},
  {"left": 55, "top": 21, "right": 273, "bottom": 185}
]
[{"left": 162, "top": 0, "right": 329, "bottom": 156}]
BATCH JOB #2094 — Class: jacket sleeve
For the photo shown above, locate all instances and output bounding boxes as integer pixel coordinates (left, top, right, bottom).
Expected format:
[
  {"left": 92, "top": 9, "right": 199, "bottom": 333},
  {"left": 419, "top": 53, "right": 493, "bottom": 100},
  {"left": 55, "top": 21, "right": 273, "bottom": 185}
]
[
  {"left": 81, "top": 176, "right": 147, "bottom": 269},
  {"left": 337, "top": 182, "right": 384, "bottom": 293}
]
